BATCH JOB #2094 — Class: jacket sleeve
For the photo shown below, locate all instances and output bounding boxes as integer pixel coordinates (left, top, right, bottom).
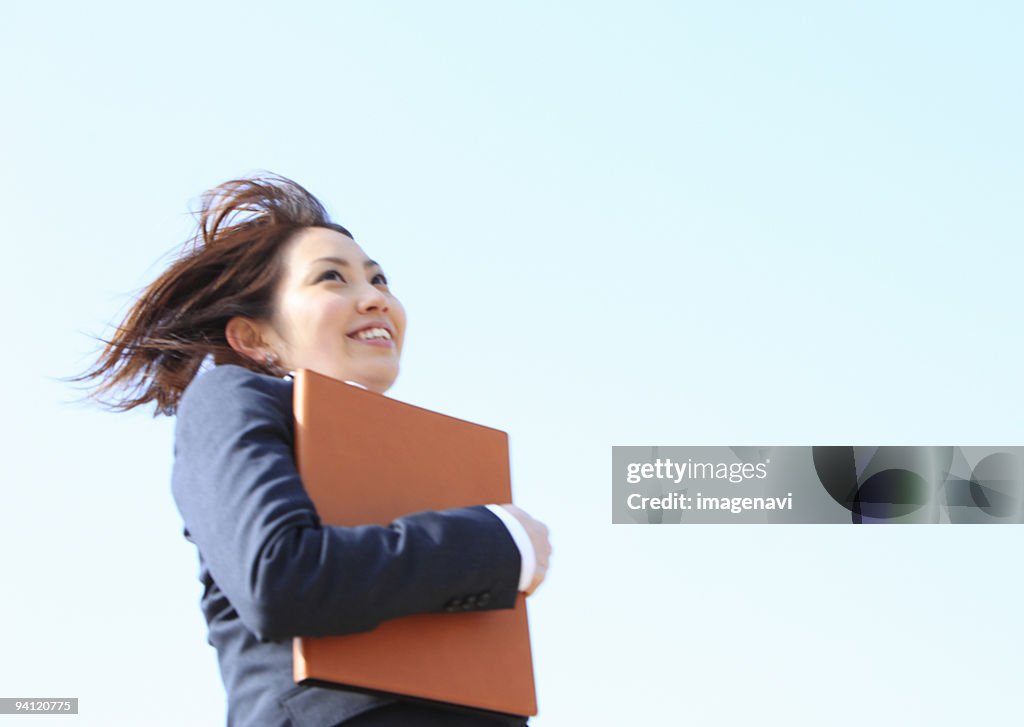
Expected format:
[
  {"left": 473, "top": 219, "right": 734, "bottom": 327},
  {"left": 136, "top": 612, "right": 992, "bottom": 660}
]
[{"left": 171, "top": 365, "right": 522, "bottom": 643}]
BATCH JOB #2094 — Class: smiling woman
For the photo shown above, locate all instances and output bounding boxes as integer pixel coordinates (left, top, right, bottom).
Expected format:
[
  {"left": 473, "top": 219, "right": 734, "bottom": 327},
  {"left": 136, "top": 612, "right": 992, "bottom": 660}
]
[
  {"left": 226, "top": 226, "right": 407, "bottom": 394},
  {"left": 75, "top": 174, "right": 551, "bottom": 727},
  {"left": 77, "top": 176, "right": 360, "bottom": 414}
]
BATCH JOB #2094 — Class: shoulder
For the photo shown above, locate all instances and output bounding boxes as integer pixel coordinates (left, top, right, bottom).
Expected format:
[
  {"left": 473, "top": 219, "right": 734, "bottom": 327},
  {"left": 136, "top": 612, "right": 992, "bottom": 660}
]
[{"left": 176, "top": 364, "right": 293, "bottom": 430}]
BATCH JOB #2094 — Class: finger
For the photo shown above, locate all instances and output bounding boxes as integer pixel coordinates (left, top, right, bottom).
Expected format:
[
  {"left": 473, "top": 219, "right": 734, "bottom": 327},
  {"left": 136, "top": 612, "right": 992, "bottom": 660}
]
[
  {"left": 536, "top": 538, "right": 551, "bottom": 559},
  {"left": 535, "top": 548, "right": 550, "bottom": 568},
  {"left": 532, "top": 564, "right": 547, "bottom": 587}
]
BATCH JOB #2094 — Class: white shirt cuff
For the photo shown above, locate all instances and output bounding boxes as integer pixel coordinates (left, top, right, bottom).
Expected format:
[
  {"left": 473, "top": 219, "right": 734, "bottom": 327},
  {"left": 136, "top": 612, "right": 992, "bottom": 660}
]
[{"left": 485, "top": 504, "right": 536, "bottom": 592}]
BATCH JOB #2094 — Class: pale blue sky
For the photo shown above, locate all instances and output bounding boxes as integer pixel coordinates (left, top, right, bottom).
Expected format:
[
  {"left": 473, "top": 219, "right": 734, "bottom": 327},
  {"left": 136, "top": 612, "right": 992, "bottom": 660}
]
[{"left": 2, "top": 2, "right": 1022, "bottom": 725}]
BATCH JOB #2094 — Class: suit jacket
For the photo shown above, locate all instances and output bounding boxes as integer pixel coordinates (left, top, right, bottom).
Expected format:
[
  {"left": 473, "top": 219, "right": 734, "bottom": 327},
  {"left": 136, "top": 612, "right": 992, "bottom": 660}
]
[{"left": 171, "top": 364, "right": 525, "bottom": 726}]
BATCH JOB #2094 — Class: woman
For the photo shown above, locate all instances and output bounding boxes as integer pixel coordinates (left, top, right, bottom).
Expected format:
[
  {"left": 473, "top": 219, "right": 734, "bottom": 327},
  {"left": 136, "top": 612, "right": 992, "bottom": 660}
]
[{"left": 79, "top": 174, "right": 551, "bottom": 726}]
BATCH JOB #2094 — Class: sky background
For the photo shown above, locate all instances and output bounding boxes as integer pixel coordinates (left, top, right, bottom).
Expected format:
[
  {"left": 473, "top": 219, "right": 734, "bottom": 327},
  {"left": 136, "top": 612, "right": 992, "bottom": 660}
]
[{"left": 2, "top": 1, "right": 1022, "bottom": 724}]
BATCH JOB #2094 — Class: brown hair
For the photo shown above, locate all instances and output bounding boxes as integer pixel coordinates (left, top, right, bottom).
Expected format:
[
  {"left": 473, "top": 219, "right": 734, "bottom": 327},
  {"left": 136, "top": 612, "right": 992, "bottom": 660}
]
[{"left": 75, "top": 173, "right": 352, "bottom": 416}]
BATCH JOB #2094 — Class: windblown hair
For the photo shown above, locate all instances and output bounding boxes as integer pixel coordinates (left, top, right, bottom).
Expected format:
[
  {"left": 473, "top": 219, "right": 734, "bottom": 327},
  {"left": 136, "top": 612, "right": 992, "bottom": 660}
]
[{"left": 75, "top": 173, "right": 352, "bottom": 416}]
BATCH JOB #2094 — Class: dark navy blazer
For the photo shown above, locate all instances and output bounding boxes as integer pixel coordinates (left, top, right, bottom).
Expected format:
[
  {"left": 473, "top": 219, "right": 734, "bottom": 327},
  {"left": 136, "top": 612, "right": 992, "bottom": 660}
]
[{"left": 171, "top": 365, "right": 525, "bottom": 726}]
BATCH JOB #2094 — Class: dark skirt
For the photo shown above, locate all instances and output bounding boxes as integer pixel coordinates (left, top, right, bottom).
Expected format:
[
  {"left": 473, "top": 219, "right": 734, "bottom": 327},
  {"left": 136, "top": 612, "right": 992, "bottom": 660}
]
[{"left": 345, "top": 701, "right": 529, "bottom": 726}]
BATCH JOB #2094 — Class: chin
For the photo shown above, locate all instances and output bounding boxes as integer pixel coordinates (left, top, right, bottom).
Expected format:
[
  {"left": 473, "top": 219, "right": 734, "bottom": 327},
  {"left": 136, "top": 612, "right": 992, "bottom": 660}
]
[
  {"left": 370, "top": 371, "right": 400, "bottom": 394},
  {"left": 345, "top": 366, "right": 400, "bottom": 394}
]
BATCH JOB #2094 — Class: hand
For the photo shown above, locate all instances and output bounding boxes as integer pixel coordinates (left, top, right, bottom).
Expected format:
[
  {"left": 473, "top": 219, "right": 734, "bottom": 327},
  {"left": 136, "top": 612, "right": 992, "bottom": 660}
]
[{"left": 499, "top": 504, "right": 551, "bottom": 596}]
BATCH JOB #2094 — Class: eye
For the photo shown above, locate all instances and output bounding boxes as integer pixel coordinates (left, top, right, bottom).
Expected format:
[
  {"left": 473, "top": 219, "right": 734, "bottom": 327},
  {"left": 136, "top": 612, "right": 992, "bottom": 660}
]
[
  {"left": 318, "top": 269, "right": 346, "bottom": 283},
  {"left": 372, "top": 272, "right": 389, "bottom": 286}
]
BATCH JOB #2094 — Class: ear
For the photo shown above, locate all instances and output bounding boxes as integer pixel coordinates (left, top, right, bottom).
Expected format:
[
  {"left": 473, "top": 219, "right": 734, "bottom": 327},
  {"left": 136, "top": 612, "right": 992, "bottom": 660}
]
[{"left": 225, "top": 316, "right": 272, "bottom": 364}]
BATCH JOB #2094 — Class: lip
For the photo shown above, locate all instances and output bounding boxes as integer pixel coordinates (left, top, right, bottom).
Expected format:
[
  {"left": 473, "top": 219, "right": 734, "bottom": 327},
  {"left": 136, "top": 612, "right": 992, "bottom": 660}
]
[{"left": 346, "top": 320, "right": 396, "bottom": 347}]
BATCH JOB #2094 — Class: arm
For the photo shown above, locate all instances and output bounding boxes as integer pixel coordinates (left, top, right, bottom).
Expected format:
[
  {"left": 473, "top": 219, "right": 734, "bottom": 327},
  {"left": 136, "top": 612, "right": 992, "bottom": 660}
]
[
  {"left": 484, "top": 505, "right": 536, "bottom": 592},
  {"left": 171, "top": 365, "right": 521, "bottom": 643}
]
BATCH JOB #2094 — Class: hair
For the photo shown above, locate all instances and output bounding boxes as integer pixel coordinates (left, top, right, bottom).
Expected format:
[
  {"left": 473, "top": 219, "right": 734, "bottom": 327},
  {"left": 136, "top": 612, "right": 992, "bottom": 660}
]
[{"left": 74, "top": 173, "right": 353, "bottom": 416}]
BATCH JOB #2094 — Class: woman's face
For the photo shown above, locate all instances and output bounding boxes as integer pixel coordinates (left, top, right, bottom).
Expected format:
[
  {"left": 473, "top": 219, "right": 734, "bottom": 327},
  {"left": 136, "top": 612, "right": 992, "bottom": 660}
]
[{"left": 265, "top": 226, "right": 406, "bottom": 393}]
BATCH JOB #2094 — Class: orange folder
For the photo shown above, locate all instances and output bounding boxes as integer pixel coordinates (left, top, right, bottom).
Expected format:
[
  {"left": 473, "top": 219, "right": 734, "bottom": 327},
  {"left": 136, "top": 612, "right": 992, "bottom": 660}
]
[{"left": 291, "top": 369, "right": 537, "bottom": 718}]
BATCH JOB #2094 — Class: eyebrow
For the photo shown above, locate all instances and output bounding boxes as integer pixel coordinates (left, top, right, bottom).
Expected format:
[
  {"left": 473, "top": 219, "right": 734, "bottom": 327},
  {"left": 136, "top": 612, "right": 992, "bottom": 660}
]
[{"left": 312, "top": 256, "right": 381, "bottom": 269}]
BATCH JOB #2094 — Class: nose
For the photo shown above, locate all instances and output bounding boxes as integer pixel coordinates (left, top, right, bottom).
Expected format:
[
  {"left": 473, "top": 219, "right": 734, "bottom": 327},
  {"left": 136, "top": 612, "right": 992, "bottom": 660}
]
[{"left": 355, "top": 280, "right": 389, "bottom": 314}]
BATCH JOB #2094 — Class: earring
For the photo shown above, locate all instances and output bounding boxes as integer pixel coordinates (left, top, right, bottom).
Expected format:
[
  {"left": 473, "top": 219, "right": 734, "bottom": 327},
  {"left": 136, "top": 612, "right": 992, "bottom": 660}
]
[{"left": 261, "top": 350, "right": 290, "bottom": 379}]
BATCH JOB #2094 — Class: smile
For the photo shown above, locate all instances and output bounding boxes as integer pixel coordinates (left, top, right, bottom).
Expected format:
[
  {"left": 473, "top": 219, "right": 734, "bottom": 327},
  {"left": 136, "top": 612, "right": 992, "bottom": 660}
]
[
  {"left": 346, "top": 326, "right": 396, "bottom": 347},
  {"left": 352, "top": 327, "right": 392, "bottom": 341}
]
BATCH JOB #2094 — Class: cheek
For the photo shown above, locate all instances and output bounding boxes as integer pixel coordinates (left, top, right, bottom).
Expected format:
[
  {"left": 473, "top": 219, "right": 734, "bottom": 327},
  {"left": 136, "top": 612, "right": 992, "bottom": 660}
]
[
  {"left": 392, "top": 301, "right": 408, "bottom": 346},
  {"left": 281, "top": 295, "right": 346, "bottom": 349},
  {"left": 312, "top": 300, "right": 354, "bottom": 346}
]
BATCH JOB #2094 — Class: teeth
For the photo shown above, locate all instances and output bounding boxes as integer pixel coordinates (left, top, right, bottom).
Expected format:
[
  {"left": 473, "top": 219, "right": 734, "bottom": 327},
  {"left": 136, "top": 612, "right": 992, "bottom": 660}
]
[{"left": 355, "top": 327, "right": 391, "bottom": 341}]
